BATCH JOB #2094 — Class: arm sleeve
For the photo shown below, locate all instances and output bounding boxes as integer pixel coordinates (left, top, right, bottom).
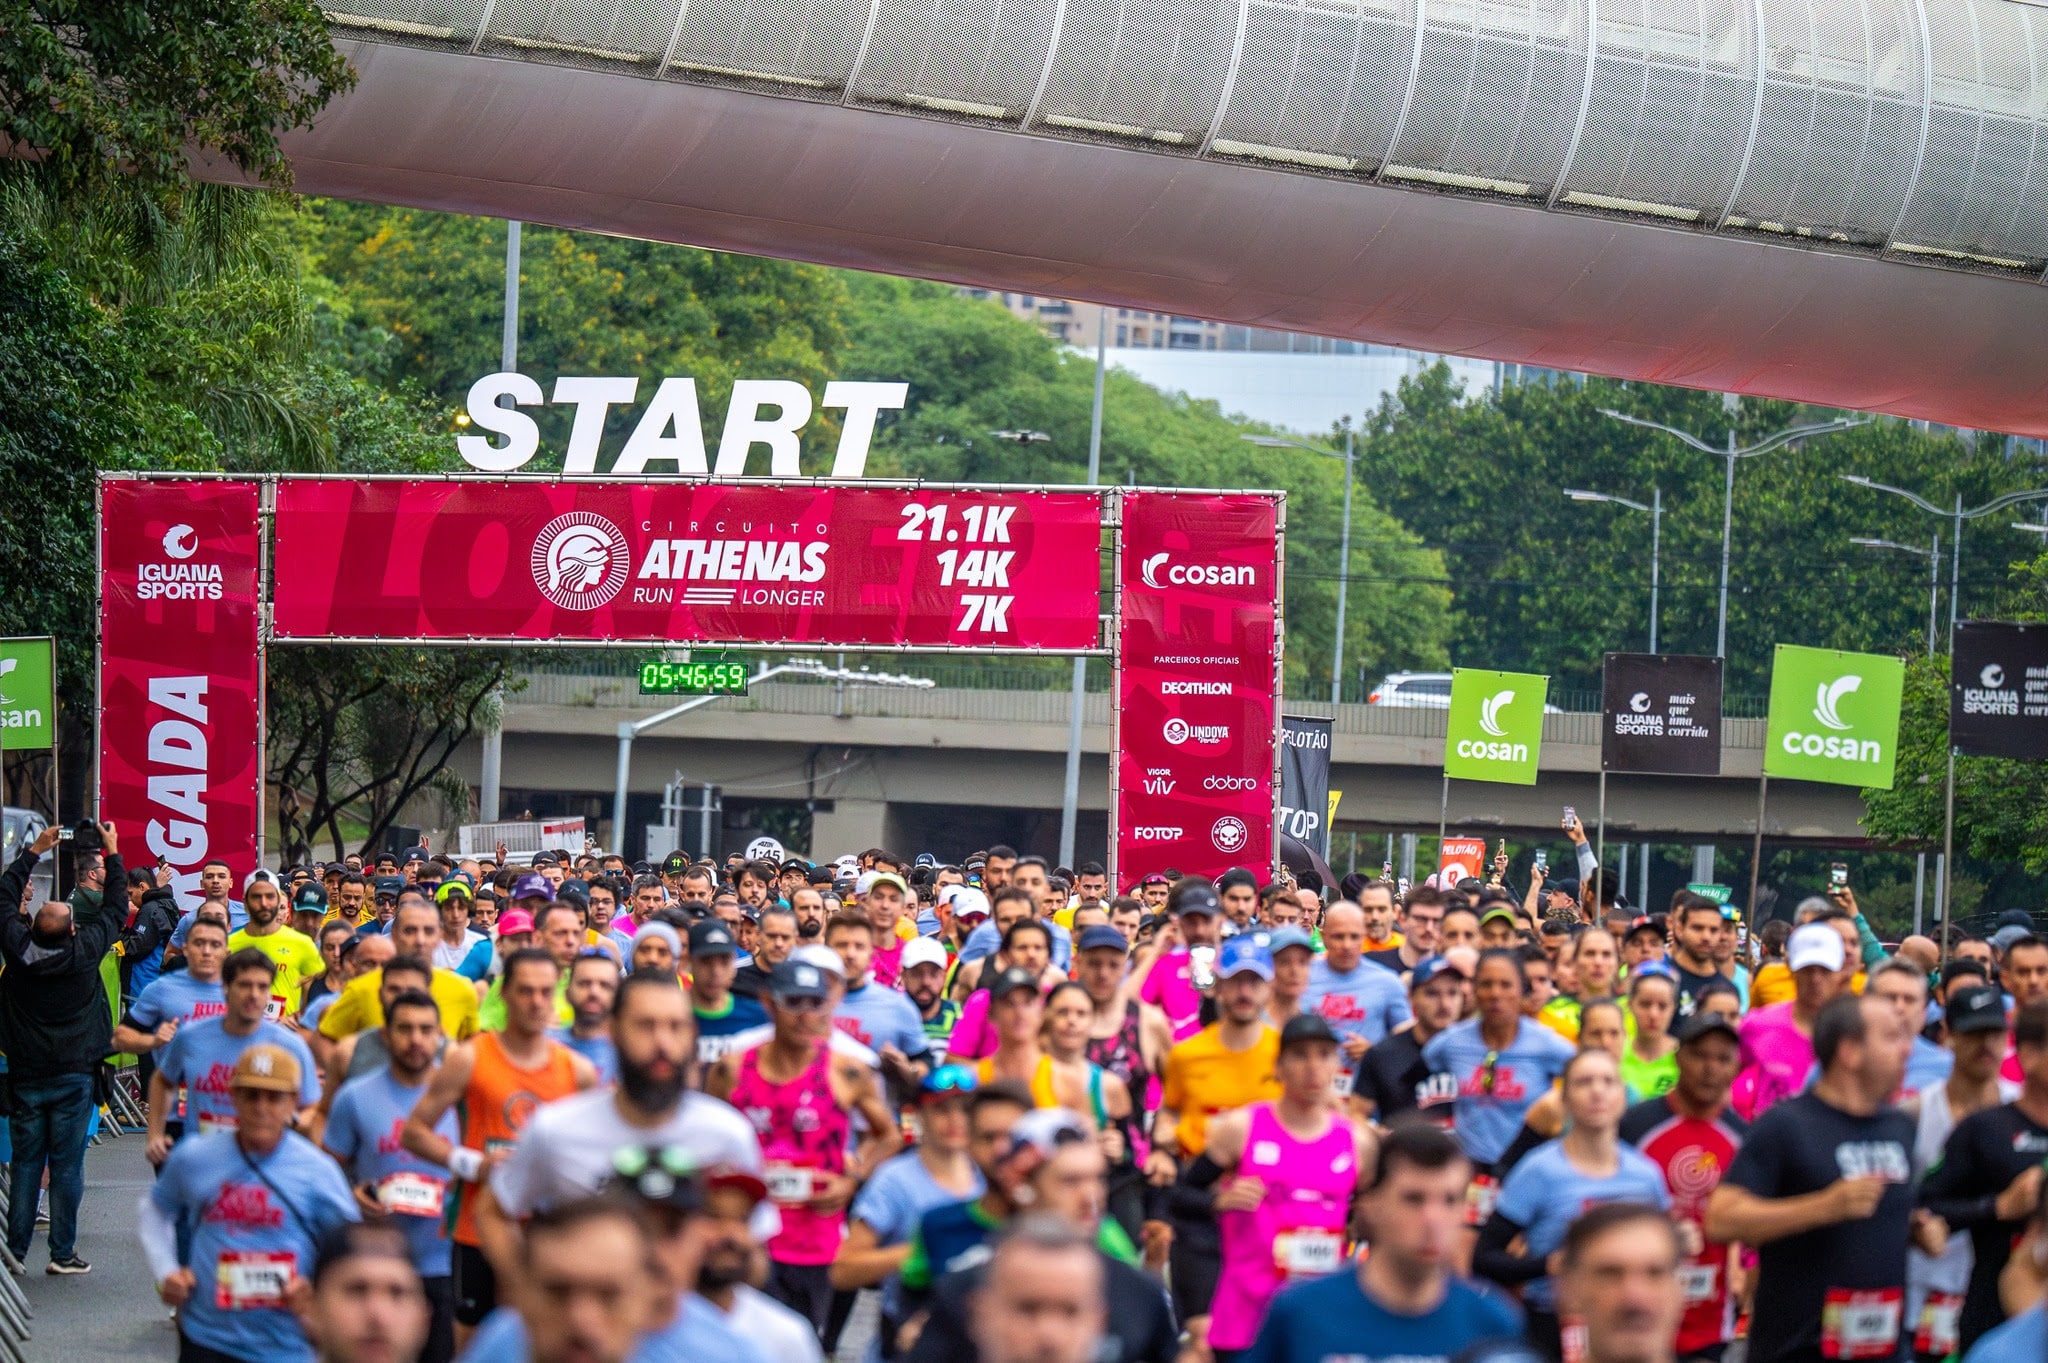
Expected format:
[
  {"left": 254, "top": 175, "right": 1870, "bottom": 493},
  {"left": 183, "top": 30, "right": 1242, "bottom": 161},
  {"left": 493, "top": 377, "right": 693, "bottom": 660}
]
[
  {"left": 1854, "top": 914, "right": 1886, "bottom": 969},
  {"left": 1919, "top": 1120, "right": 2003, "bottom": 1229},
  {"left": 897, "top": 1223, "right": 934, "bottom": 1291},
  {"left": 138, "top": 1193, "right": 181, "bottom": 1282},
  {"left": 1576, "top": 841, "right": 1598, "bottom": 880},
  {"left": 79, "top": 854, "right": 128, "bottom": 952},
  {"left": 0, "top": 850, "right": 39, "bottom": 960},
  {"left": 1473, "top": 1211, "right": 1547, "bottom": 1286},
  {"left": 1169, "top": 1153, "right": 1224, "bottom": 1219},
  {"left": 1492, "top": 1123, "right": 1550, "bottom": 1178}
]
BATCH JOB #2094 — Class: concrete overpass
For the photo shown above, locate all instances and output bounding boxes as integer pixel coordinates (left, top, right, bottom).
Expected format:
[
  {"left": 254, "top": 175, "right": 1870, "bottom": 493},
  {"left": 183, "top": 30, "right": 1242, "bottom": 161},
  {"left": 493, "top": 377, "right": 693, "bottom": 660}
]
[
  {"left": 447, "top": 667, "right": 1869, "bottom": 863},
  {"left": 247, "top": 0, "right": 2048, "bottom": 433}
]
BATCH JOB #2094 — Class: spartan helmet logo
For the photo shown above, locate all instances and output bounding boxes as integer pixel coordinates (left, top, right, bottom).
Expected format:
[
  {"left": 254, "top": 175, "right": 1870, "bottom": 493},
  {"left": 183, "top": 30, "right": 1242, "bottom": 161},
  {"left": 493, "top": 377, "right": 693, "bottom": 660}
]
[{"left": 530, "top": 512, "right": 630, "bottom": 611}]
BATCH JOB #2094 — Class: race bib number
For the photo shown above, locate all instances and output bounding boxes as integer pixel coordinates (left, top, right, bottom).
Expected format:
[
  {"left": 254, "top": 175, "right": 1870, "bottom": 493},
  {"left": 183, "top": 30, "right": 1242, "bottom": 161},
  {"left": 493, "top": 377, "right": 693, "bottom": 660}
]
[
  {"left": 1821, "top": 1287, "right": 1903, "bottom": 1360},
  {"left": 196, "top": 1112, "right": 239, "bottom": 1136},
  {"left": 215, "top": 1251, "right": 295, "bottom": 1310},
  {"left": 378, "top": 1171, "right": 447, "bottom": 1218},
  {"left": 264, "top": 994, "right": 288, "bottom": 1022},
  {"left": 764, "top": 1165, "right": 815, "bottom": 1204},
  {"left": 1274, "top": 1229, "right": 1344, "bottom": 1278},
  {"left": 1463, "top": 1173, "right": 1499, "bottom": 1227},
  {"left": 1913, "top": 1291, "right": 1963, "bottom": 1357},
  {"left": 1678, "top": 1263, "right": 1719, "bottom": 1305}
]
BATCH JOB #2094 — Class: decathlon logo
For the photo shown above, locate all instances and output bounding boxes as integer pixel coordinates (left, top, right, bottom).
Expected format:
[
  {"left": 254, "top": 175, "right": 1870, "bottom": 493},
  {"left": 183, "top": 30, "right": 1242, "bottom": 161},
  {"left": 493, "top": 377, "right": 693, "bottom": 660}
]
[
  {"left": 162, "top": 525, "right": 198, "bottom": 560},
  {"left": 1479, "top": 690, "right": 1515, "bottom": 738},
  {"left": 1813, "top": 675, "right": 1861, "bottom": 731},
  {"left": 1140, "top": 553, "right": 1256, "bottom": 589},
  {"left": 1211, "top": 817, "right": 1249, "bottom": 853},
  {"left": 531, "top": 512, "right": 631, "bottom": 611}
]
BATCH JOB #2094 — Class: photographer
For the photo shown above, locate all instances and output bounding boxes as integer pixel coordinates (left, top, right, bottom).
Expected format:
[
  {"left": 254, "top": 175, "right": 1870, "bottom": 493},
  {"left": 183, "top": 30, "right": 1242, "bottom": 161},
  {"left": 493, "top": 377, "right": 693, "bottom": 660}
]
[{"left": 0, "top": 820, "right": 127, "bottom": 1274}]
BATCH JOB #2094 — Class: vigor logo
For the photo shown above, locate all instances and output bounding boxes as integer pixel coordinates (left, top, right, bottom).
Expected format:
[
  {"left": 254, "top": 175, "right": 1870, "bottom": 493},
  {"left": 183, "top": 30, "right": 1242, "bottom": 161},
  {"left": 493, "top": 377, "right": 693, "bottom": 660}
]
[
  {"left": 1764, "top": 645, "right": 1904, "bottom": 789},
  {"left": 1445, "top": 669, "right": 1548, "bottom": 785}
]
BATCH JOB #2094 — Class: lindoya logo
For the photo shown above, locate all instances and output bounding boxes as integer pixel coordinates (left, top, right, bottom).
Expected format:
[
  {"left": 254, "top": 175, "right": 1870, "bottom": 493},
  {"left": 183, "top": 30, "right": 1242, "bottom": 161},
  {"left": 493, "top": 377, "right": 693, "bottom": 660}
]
[
  {"left": 531, "top": 513, "right": 632, "bottom": 610},
  {"left": 1764, "top": 645, "right": 1904, "bottom": 789}
]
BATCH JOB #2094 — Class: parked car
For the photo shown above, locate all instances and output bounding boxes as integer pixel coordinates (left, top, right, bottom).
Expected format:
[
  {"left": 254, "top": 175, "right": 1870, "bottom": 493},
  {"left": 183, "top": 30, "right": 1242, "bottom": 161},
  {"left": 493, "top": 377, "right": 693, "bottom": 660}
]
[
  {"left": 2, "top": 806, "right": 55, "bottom": 905},
  {"left": 1365, "top": 672, "right": 1564, "bottom": 713}
]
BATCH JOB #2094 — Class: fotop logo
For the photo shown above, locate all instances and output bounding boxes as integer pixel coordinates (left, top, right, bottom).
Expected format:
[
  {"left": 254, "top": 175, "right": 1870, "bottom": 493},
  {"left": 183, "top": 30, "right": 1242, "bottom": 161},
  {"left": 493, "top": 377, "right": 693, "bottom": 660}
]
[
  {"left": 531, "top": 512, "right": 632, "bottom": 611},
  {"left": 1479, "top": 690, "right": 1515, "bottom": 738},
  {"left": 1164, "top": 718, "right": 1229, "bottom": 746},
  {"left": 1133, "top": 826, "right": 1185, "bottom": 841},
  {"left": 1203, "top": 775, "right": 1257, "bottom": 791},
  {"left": 1211, "top": 817, "right": 1249, "bottom": 854},
  {"left": 1139, "top": 553, "right": 1257, "bottom": 590},
  {"left": 1813, "top": 675, "right": 1861, "bottom": 731}
]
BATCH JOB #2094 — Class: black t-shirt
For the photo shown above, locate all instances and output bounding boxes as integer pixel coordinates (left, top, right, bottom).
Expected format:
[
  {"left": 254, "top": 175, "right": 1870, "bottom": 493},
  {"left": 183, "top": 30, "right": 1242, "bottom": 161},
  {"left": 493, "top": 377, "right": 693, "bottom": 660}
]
[
  {"left": 1668, "top": 958, "right": 1735, "bottom": 1017},
  {"left": 730, "top": 961, "right": 772, "bottom": 1000},
  {"left": 1355, "top": 1027, "right": 1457, "bottom": 1126},
  {"left": 1919, "top": 1102, "right": 2048, "bottom": 1350},
  {"left": 1364, "top": 946, "right": 1410, "bottom": 975},
  {"left": 1723, "top": 1092, "right": 1916, "bottom": 1363}
]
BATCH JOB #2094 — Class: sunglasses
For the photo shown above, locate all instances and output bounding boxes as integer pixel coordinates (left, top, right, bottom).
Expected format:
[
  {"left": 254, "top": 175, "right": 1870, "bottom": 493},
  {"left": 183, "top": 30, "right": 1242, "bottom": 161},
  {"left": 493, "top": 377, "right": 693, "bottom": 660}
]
[
  {"left": 774, "top": 994, "right": 832, "bottom": 1013},
  {"left": 922, "top": 1065, "right": 981, "bottom": 1096}
]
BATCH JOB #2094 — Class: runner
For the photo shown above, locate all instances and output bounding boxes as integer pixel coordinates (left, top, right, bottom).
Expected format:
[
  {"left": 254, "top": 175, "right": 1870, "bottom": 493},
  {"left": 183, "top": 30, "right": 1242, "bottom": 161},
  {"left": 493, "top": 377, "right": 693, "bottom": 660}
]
[
  {"left": 825, "top": 912, "right": 931, "bottom": 1095},
  {"left": 1734, "top": 922, "right": 1854, "bottom": 1120},
  {"left": 1865, "top": 958, "right": 1951, "bottom": 1101},
  {"left": 1478, "top": 1048, "right": 1670, "bottom": 1358},
  {"left": 1665, "top": 894, "right": 1736, "bottom": 1017},
  {"left": 707, "top": 956, "right": 900, "bottom": 1335},
  {"left": 228, "top": 875, "right": 326, "bottom": 1022},
  {"left": 321, "top": 955, "right": 439, "bottom": 1093},
  {"left": 431, "top": 880, "right": 492, "bottom": 981},
  {"left": 1300, "top": 903, "right": 1411, "bottom": 1083},
  {"left": 150, "top": 948, "right": 321, "bottom": 1162},
  {"left": 400, "top": 948, "right": 596, "bottom": 1346},
  {"left": 1421, "top": 949, "right": 1576, "bottom": 1177},
  {"left": 1243, "top": 1120, "right": 1523, "bottom": 1363},
  {"left": 140, "top": 1044, "right": 360, "bottom": 1363},
  {"left": 1353, "top": 954, "right": 1467, "bottom": 1127},
  {"left": 1197, "top": 1014, "right": 1378, "bottom": 1358},
  {"left": 551, "top": 947, "right": 622, "bottom": 1083},
  {"left": 115, "top": 913, "right": 229, "bottom": 1058},
  {"left": 1619, "top": 1009, "right": 1748, "bottom": 1363},
  {"left": 1140, "top": 879, "right": 1227, "bottom": 1043},
  {"left": 1042, "top": 981, "right": 1134, "bottom": 1146},
  {"left": 322, "top": 988, "right": 460, "bottom": 1363},
  {"left": 319, "top": 900, "right": 481, "bottom": 1042},
  {"left": 1365, "top": 886, "right": 1445, "bottom": 976},
  {"left": 631, "top": 919, "right": 683, "bottom": 977},
  {"left": 1708, "top": 994, "right": 1938, "bottom": 1363},
  {"left": 944, "top": 917, "right": 1061, "bottom": 1064},
  {"left": 689, "top": 919, "right": 769, "bottom": 1066},
  {"left": 691, "top": 1167, "right": 827, "bottom": 1362},
  {"left": 1557, "top": 1205, "right": 1687, "bottom": 1363},
  {"left": 736, "top": 906, "right": 799, "bottom": 1000},
  {"left": 901, "top": 936, "right": 961, "bottom": 1052},
  {"left": 1621, "top": 968, "right": 1681, "bottom": 1101},
  {"left": 299, "top": 1220, "right": 432, "bottom": 1363}
]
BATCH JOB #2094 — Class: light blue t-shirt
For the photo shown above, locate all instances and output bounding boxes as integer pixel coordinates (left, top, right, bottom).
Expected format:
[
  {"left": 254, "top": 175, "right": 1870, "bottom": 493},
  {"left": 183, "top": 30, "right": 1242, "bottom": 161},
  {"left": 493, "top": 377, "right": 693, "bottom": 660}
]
[
  {"left": 549, "top": 1026, "right": 620, "bottom": 1084},
  {"left": 433, "top": 932, "right": 493, "bottom": 981},
  {"left": 835, "top": 982, "right": 933, "bottom": 1061},
  {"left": 1243, "top": 1265, "right": 1523, "bottom": 1363},
  {"left": 1421, "top": 1019, "right": 1577, "bottom": 1166},
  {"left": 128, "top": 971, "right": 226, "bottom": 1029},
  {"left": 169, "top": 900, "right": 248, "bottom": 948},
  {"left": 850, "top": 1150, "right": 987, "bottom": 1334},
  {"left": 1963, "top": 1302, "right": 2047, "bottom": 1363},
  {"left": 1902, "top": 1033, "right": 1954, "bottom": 1099},
  {"left": 151, "top": 1130, "right": 359, "bottom": 1363},
  {"left": 156, "top": 1018, "right": 319, "bottom": 1136},
  {"left": 1301, "top": 957, "right": 1412, "bottom": 1047},
  {"left": 462, "top": 1298, "right": 752, "bottom": 1363},
  {"left": 959, "top": 916, "right": 1072, "bottom": 969},
  {"left": 1493, "top": 1137, "right": 1671, "bottom": 1310},
  {"left": 324, "top": 1067, "right": 459, "bottom": 1277}
]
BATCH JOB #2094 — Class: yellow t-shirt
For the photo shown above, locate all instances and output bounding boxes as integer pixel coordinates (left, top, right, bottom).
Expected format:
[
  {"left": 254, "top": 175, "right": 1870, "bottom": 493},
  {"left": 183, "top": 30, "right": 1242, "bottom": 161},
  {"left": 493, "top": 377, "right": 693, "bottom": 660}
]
[
  {"left": 228, "top": 926, "right": 325, "bottom": 1022},
  {"left": 1750, "top": 961, "right": 1795, "bottom": 1009},
  {"left": 1161, "top": 1023, "right": 1282, "bottom": 1158},
  {"left": 319, "top": 966, "right": 480, "bottom": 1042}
]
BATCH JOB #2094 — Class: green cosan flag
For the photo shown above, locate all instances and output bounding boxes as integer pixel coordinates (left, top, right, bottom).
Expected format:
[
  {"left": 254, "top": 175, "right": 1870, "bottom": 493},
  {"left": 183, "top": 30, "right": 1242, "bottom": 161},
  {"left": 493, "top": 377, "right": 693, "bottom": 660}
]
[
  {"left": 1444, "top": 668, "right": 1548, "bottom": 785},
  {"left": 0, "top": 638, "right": 54, "bottom": 750},
  {"left": 1763, "top": 644, "right": 1905, "bottom": 789}
]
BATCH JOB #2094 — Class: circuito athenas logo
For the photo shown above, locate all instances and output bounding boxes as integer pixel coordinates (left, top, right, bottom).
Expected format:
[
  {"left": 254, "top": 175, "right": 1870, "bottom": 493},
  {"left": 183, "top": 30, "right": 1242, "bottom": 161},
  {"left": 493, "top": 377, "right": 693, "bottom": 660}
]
[{"left": 531, "top": 512, "right": 631, "bottom": 611}]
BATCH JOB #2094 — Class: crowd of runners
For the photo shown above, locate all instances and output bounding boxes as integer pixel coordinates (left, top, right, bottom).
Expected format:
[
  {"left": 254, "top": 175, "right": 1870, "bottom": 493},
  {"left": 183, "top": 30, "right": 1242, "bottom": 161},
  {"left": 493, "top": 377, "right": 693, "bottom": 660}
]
[{"left": 8, "top": 818, "right": 2048, "bottom": 1363}]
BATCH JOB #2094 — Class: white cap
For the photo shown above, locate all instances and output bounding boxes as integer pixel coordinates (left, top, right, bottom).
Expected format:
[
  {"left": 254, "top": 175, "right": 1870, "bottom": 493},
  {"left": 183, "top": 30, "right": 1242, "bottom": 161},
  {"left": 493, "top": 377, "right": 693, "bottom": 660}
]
[
  {"left": 945, "top": 886, "right": 991, "bottom": 920},
  {"left": 792, "top": 942, "right": 847, "bottom": 977},
  {"left": 854, "top": 870, "right": 879, "bottom": 895},
  {"left": 834, "top": 854, "right": 859, "bottom": 872},
  {"left": 1787, "top": 922, "right": 1847, "bottom": 973},
  {"left": 902, "top": 937, "right": 950, "bottom": 972},
  {"left": 244, "top": 869, "right": 278, "bottom": 895}
]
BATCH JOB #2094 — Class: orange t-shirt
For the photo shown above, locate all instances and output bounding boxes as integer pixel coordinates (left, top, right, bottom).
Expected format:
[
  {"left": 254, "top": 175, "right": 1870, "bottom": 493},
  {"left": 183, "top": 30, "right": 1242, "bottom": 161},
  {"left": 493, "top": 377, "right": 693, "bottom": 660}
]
[{"left": 450, "top": 1031, "right": 581, "bottom": 1246}]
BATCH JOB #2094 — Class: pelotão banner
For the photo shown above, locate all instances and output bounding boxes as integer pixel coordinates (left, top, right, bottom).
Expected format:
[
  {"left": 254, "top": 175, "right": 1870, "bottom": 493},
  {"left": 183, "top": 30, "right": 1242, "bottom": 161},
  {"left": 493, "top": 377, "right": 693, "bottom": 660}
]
[
  {"left": 99, "top": 480, "right": 264, "bottom": 909},
  {"left": 1279, "top": 715, "right": 1334, "bottom": 859},
  {"left": 1116, "top": 492, "right": 1281, "bottom": 884},
  {"left": 270, "top": 481, "right": 1104, "bottom": 650}
]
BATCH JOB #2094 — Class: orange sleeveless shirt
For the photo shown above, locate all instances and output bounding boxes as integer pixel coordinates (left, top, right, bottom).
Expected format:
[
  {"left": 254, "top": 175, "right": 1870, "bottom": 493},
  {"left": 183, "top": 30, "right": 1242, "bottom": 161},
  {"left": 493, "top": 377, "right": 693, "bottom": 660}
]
[{"left": 451, "top": 1031, "right": 581, "bottom": 1246}]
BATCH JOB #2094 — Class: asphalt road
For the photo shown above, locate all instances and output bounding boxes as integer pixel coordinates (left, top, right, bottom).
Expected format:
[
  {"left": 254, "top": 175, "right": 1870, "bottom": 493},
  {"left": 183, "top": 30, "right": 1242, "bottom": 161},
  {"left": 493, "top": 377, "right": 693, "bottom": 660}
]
[{"left": 17, "top": 1133, "right": 170, "bottom": 1362}]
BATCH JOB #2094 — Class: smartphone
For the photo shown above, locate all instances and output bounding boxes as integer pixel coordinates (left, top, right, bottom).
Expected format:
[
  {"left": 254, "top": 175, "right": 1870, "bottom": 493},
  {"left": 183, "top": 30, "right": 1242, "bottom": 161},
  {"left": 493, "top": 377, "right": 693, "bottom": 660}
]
[
  {"left": 1534, "top": 850, "right": 1548, "bottom": 872},
  {"left": 56, "top": 827, "right": 73, "bottom": 841},
  {"left": 1381, "top": 860, "right": 1394, "bottom": 880},
  {"left": 1562, "top": 806, "right": 1578, "bottom": 831},
  {"left": 1829, "top": 863, "right": 1849, "bottom": 888}
]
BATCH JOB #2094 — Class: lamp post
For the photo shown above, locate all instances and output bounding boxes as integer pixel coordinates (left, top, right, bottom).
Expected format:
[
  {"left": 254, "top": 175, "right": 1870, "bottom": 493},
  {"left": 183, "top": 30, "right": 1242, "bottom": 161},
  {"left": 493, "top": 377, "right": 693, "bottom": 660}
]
[
  {"left": 1565, "top": 486, "right": 1663, "bottom": 652},
  {"left": 1840, "top": 476, "right": 2048, "bottom": 635},
  {"left": 1602, "top": 410, "right": 1869, "bottom": 658},
  {"left": 1849, "top": 534, "right": 1941, "bottom": 659},
  {"left": 1245, "top": 428, "right": 1355, "bottom": 702},
  {"left": 611, "top": 659, "right": 933, "bottom": 857}
]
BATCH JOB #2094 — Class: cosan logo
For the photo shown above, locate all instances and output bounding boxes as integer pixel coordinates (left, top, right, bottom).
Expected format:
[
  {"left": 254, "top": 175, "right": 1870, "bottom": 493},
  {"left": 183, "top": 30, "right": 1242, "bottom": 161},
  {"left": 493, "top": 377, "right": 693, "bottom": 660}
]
[
  {"left": 1779, "top": 674, "right": 1883, "bottom": 761},
  {"left": 0, "top": 660, "right": 34, "bottom": 733},
  {"left": 1133, "top": 826, "right": 1185, "bottom": 841},
  {"left": 1139, "top": 553, "right": 1257, "bottom": 589},
  {"left": 1455, "top": 689, "right": 1530, "bottom": 761},
  {"left": 1479, "top": 689, "right": 1515, "bottom": 737}
]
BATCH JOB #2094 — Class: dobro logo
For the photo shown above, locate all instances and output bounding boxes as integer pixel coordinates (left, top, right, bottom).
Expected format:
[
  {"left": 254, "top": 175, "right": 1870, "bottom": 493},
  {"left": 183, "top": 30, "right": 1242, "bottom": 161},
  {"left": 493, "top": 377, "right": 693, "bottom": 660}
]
[{"left": 531, "top": 512, "right": 632, "bottom": 610}]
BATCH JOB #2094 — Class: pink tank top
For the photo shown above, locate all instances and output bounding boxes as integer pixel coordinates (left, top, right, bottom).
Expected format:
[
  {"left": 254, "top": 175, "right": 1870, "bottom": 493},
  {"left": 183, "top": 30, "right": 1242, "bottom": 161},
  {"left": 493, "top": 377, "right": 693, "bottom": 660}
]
[
  {"left": 1208, "top": 1102, "right": 1361, "bottom": 1351},
  {"left": 731, "top": 1041, "right": 850, "bottom": 1265}
]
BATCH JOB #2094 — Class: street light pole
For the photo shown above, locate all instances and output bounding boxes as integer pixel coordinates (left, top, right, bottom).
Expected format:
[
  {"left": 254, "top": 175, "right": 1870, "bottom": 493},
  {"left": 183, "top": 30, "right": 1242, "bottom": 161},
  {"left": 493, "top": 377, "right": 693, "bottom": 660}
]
[
  {"left": 1603, "top": 409, "right": 1869, "bottom": 659},
  {"left": 1564, "top": 486, "right": 1662, "bottom": 652},
  {"left": 1840, "top": 476, "right": 2048, "bottom": 640},
  {"left": 1057, "top": 310, "right": 1109, "bottom": 868},
  {"left": 1848, "top": 531, "right": 1942, "bottom": 933},
  {"left": 479, "top": 219, "right": 524, "bottom": 825},
  {"left": 1244, "top": 431, "right": 1355, "bottom": 700}
]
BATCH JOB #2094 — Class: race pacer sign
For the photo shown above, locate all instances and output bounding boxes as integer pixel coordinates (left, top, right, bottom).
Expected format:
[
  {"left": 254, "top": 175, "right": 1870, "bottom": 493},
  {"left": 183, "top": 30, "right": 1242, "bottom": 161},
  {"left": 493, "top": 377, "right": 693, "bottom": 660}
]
[
  {"left": 270, "top": 481, "right": 1105, "bottom": 650},
  {"left": 1115, "top": 492, "right": 1282, "bottom": 884},
  {"left": 99, "top": 480, "right": 264, "bottom": 906}
]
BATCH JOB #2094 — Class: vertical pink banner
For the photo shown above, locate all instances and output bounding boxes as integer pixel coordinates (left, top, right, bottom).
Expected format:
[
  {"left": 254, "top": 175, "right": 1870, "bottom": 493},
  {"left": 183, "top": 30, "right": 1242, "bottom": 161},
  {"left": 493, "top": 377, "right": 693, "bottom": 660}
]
[
  {"left": 1116, "top": 492, "right": 1281, "bottom": 886},
  {"left": 99, "top": 480, "right": 263, "bottom": 909}
]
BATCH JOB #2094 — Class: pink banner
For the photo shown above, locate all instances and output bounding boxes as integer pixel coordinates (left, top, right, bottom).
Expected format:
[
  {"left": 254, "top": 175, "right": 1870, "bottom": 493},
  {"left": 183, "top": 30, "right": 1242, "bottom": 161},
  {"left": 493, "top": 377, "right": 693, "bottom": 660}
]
[
  {"left": 271, "top": 481, "right": 1104, "bottom": 649},
  {"left": 99, "top": 480, "right": 264, "bottom": 909},
  {"left": 1115, "top": 492, "right": 1281, "bottom": 885}
]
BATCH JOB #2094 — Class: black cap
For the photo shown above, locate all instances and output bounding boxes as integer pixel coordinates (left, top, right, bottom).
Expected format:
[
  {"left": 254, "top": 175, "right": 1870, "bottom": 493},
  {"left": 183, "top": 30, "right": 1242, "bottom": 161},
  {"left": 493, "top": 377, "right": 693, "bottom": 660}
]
[
  {"left": 1176, "top": 883, "right": 1221, "bottom": 917},
  {"left": 688, "top": 920, "right": 737, "bottom": 958},
  {"left": 1279, "top": 1014, "right": 1341, "bottom": 1051},
  {"left": 402, "top": 846, "right": 430, "bottom": 864},
  {"left": 1947, "top": 983, "right": 2009, "bottom": 1035},
  {"left": 661, "top": 851, "right": 690, "bottom": 874},
  {"left": 1674, "top": 1010, "right": 1741, "bottom": 1046},
  {"left": 292, "top": 884, "right": 328, "bottom": 912},
  {"left": 769, "top": 958, "right": 833, "bottom": 1002},
  {"left": 1076, "top": 925, "right": 1129, "bottom": 955},
  {"left": 555, "top": 879, "right": 590, "bottom": 908},
  {"left": 808, "top": 866, "right": 835, "bottom": 886},
  {"left": 373, "top": 875, "right": 404, "bottom": 897},
  {"left": 987, "top": 965, "right": 1042, "bottom": 1001}
]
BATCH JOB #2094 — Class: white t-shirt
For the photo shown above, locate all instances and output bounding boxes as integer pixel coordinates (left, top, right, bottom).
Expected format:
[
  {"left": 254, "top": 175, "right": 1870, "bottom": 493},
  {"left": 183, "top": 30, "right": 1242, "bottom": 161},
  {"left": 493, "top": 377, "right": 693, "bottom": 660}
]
[
  {"left": 491, "top": 1089, "right": 764, "bottom": 1217},
  {"left": 708, "top": 1286, "right": 823, "bottom": 1363}
]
